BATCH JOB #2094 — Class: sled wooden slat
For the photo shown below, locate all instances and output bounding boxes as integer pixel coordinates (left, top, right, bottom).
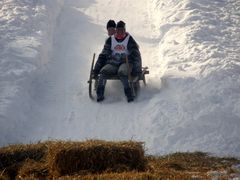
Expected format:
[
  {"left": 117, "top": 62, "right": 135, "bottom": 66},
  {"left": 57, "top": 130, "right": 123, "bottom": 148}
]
[{"left": 99, "top": 67, "right": 149, "bottom": 81}]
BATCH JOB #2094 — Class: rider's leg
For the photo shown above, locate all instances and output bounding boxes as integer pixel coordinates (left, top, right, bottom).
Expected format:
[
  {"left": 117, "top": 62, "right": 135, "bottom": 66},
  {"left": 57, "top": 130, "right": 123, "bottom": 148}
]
[
  {"left": 97, "top": 64, "right": 118, "bottom": 101},
  {"left": 118, "top": 63, "right": 134, "bottom": 102}
]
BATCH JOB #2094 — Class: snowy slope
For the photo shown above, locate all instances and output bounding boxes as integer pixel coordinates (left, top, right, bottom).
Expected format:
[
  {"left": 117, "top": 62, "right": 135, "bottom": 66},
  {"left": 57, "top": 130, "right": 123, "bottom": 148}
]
[
  {"left": 0, "top": 0, "right": 64, "bottom": 144},
  {"left": 0, "top": 0, "right": 240, "bottom": 157}
]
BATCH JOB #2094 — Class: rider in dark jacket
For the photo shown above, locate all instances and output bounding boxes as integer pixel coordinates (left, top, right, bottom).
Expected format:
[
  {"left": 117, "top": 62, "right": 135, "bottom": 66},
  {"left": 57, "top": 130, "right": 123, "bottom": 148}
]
[
  {"left": 93, "top": 21, "right": 142, "bottom": 78},
  {"left": 93, "top": 20, "right": 116, "bottom": 77}
]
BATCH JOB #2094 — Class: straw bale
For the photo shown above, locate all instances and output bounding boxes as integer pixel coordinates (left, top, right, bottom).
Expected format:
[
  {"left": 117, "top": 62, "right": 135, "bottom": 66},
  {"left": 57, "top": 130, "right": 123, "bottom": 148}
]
[
  {"left": 47, "top": 140, "right": 146, "bottom": 176},
  {"left": 0, "top": 143, "right": 48, "bottom": 179},
  {"left": 0, "top": 143, "right": 47, "bottom": 169}
]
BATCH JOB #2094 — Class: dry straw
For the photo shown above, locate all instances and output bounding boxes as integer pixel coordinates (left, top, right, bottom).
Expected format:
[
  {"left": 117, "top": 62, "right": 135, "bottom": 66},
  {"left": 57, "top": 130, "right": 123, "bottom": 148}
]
[
  {"left": 1, "top": 140, "right": 239, "bottom": 179},
  {"left": 47, "top": 140, "right": 146, "bottom": 177},
  {"left": 0, "top": 143, "right": 47, "bottom": 179},
  {"left": 16, "top": 159, "right": 49, "bottom": 179}
]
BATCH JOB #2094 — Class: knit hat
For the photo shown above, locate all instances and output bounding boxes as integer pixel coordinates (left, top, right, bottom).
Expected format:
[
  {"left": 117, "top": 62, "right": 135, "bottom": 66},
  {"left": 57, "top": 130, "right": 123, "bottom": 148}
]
[
  {"left": 116, "top": 21, "right": 126, "bottom": 29},
  {"left": 106, "top": 20, "right": 116, "bottom": 29}
]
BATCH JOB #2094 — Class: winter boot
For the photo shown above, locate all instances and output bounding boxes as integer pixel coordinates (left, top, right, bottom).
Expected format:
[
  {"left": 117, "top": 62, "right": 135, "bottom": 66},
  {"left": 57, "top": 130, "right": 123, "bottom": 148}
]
[
  {"left": 124, "top": 87, "right": 134, "bottom": 102},
  {"left": 97, "top": 85, "right": 105, "bottom": 102}
]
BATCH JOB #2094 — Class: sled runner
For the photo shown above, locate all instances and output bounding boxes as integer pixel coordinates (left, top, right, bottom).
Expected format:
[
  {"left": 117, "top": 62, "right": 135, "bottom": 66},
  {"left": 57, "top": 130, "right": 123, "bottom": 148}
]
[{"left": 87, "top": 53, "right": 149, "bottom": 100}]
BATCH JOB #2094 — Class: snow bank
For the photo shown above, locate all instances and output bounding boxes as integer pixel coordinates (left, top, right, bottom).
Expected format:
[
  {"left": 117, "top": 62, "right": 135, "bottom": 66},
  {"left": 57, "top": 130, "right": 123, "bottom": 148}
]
[
  {"left": 136, "top": 0, "right": 240, "bottom": 156},
  {"left": 0, "top": 0, "right": 64, "bottom": 145}
]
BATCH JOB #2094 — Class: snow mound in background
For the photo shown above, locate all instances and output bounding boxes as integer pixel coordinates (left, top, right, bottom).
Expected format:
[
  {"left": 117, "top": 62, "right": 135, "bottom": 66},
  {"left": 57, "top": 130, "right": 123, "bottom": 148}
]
[{"left": 146, "top": 0, "right": 240, "bottom": 156}]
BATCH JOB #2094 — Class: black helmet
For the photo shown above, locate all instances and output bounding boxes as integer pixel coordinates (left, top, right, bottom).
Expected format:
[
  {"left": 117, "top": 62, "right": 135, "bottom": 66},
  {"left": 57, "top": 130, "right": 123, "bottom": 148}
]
[
  {"left": 116, "top": 20, "right": 125, "bottom": 29},
  {"left": 106, "top": 20, "right": 116, "bottom": 29}
]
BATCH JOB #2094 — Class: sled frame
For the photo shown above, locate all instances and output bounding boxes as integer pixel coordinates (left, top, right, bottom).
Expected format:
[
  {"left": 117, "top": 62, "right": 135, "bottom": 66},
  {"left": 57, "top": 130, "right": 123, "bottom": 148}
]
[{"left": 87, "top": 53, "right": 149, "bottom": 100}]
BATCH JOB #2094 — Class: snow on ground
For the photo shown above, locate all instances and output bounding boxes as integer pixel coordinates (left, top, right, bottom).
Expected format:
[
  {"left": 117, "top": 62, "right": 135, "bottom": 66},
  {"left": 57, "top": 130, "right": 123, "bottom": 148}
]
[{"left": 0, "top": 0, "right": 240, "bottom": 157}]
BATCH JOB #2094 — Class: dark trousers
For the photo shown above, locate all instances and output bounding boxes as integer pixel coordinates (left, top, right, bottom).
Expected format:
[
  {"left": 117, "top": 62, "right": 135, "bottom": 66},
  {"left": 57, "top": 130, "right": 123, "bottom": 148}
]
[{"left": 98, "top": 63, "right": 132, "bottom": 89}]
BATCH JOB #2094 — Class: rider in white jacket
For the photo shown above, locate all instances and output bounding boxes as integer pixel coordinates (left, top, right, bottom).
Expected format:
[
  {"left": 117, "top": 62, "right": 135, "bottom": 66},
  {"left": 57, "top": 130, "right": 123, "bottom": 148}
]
[{"left": 96, "top": 21, "right": 142, "bottom": 102}]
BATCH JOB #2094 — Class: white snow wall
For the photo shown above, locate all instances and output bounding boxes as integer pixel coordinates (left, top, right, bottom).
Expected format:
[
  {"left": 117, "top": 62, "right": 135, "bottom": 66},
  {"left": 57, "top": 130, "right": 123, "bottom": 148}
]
[
  {"left": 0, "top": 0, "right": 64, "bottom": 145},
  {"left": 135, "top": 0, "right": 240, "bottom": 155}
]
